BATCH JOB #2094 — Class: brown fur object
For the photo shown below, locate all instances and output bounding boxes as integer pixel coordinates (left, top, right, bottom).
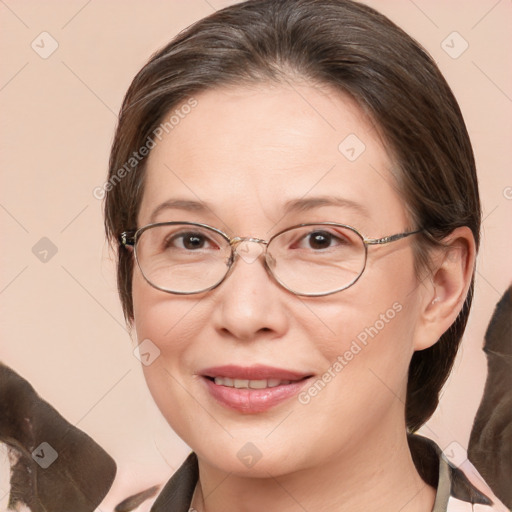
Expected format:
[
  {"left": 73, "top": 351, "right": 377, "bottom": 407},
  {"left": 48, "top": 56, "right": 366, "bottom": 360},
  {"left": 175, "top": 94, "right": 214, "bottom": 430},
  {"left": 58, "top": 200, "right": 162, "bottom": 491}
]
[
  {"left": 469, "top": 286, "right": 512, "bottom": 509},
  {"left": 0, "top": 362, "right": 117, "bottom": 511}
]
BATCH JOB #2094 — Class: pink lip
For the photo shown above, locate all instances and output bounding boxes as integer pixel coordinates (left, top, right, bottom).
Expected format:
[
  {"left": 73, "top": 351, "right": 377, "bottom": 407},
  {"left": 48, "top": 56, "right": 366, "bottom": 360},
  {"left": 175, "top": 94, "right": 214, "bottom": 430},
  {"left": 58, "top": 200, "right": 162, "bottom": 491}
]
[{"left": 200, "top": 365, "right": 313, "bottom": 413}]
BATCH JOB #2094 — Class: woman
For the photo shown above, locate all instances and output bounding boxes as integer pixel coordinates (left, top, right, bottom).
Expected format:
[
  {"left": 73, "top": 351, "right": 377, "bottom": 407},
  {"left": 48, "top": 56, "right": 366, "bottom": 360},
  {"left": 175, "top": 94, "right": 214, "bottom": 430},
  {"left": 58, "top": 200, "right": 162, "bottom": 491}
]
[{"left": 104, "top": 0, "right": 505, "bottom": 510}]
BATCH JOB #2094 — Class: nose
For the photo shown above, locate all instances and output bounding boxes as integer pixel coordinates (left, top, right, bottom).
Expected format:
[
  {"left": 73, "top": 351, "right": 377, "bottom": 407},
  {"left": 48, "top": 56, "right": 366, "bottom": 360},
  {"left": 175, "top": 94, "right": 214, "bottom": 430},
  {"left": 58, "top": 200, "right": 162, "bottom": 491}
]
[{"left": 211, "top": 242, "right": 290, "bottom": 341}]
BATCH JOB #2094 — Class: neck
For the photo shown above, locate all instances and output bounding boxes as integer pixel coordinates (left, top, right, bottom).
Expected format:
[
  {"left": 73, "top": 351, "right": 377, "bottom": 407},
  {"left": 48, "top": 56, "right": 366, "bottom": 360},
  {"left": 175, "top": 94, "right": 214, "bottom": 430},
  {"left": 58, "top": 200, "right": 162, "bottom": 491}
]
[{"left": 191, "top": 422, "right": 436, "bottom": 512}]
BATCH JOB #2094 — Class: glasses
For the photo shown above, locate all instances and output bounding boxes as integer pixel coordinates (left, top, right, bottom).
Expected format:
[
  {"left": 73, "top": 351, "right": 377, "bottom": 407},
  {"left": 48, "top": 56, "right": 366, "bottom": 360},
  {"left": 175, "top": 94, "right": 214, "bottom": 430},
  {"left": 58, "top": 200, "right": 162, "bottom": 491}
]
[{"left": 119, "top": 222, "right": 421, "bottom": 296}]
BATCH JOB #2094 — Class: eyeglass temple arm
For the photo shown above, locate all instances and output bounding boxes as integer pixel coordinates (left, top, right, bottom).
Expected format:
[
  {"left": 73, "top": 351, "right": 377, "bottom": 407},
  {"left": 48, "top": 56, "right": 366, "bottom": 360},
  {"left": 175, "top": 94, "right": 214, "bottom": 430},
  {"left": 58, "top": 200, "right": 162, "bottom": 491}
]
[
  {"left": 119, "top": 232, "right": 136, "bottom": 247},
  {"left": 365, "top": 229, "right": 422, "bottom": 246}
]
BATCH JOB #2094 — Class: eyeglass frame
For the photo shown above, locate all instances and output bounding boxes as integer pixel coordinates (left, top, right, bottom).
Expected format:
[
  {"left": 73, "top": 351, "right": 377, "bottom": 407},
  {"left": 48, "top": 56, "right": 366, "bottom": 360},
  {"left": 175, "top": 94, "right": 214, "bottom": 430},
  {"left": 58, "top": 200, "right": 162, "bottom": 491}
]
[{"left": 119, "top": 221, "right": 422, "bottom": 297}]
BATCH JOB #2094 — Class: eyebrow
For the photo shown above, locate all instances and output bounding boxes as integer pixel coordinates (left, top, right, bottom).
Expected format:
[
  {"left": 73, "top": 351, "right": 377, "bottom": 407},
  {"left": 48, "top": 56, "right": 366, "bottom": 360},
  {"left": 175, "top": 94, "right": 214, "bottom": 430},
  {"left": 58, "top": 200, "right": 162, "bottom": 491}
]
[
  {"left": 282, "top": 196, "right": 370, "bottom": 217},
  {"left": 148, "top": 195, "right": 369, "bottom": 224},
  {"left": 149, "top": 199, "right": 211, "bottom": 224}
]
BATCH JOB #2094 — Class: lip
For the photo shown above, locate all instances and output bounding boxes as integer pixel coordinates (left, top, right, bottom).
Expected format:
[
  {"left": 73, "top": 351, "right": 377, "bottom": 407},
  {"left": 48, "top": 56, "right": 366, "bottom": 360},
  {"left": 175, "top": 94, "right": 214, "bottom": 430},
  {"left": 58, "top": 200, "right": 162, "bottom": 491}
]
[{"left": 200, "top": 365, "right": 313, "bottom": 413}]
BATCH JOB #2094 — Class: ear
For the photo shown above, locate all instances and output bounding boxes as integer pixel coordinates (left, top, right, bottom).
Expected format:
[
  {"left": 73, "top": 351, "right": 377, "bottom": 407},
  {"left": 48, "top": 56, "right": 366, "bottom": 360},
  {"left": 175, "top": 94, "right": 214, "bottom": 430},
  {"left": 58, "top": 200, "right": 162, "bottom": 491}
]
[{"left": 413, "top": 226, "right": 476, "bottom": 351}]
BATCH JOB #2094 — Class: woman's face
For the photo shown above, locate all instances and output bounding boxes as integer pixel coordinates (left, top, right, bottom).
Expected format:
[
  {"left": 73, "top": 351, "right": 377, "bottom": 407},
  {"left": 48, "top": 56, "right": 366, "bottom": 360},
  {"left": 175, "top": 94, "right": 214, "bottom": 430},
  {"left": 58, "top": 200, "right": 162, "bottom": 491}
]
[{"left": 133, "top": 82, "right": 428, "bottom": 476}]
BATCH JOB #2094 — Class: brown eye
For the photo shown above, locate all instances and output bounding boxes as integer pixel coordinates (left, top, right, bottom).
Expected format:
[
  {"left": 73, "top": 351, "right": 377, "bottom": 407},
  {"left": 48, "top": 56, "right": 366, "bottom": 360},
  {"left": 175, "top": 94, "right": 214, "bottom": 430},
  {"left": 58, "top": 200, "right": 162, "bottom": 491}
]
[
  {"left": 161, "top": 230, "right": 218, "bottom": 251},
  {"left": 307, "top": 231, "right": 334, "bottom": 250},
  {"left": 181, "top": 233, "right": 206, "bottom": 250},
  {"left": 297, "top": 230, "right": 350, "bottom": 251}
]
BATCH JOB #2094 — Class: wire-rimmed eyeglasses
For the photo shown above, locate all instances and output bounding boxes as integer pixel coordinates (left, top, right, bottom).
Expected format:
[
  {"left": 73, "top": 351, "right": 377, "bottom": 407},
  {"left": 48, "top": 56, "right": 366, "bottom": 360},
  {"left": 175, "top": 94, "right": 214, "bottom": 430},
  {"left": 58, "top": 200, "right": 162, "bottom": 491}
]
[{"left": 119, "top": 221, "right": 421, "bottom": 296}]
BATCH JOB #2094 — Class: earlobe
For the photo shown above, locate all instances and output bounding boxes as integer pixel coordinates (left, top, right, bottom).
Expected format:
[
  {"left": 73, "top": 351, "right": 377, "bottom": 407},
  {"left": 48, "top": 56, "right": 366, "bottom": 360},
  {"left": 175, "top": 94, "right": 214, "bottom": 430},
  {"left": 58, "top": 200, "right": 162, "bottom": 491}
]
[{"left": 413, "top": 226, "right": 476, "bottom": 351}]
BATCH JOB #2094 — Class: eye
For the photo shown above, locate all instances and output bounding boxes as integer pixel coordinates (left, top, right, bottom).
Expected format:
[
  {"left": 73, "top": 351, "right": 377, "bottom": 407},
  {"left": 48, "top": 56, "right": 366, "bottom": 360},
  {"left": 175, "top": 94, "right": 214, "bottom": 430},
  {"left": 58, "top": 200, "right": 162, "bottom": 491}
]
[
  {"left": 298, "top": 230, "right": 349, "bottom": 250},
  {"left": 306, "top": 231, "right": 335, "bottom": 250},
  {"left": 164, "top": 231, "right": 218, "bottom": 251}
]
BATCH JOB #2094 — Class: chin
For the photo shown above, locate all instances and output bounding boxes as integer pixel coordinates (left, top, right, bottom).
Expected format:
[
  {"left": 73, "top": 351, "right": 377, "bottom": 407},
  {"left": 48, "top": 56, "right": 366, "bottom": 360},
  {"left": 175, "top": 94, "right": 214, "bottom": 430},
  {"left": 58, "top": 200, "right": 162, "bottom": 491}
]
[{"left": 196, "top": 442, "right": 306, "bottom": 477}]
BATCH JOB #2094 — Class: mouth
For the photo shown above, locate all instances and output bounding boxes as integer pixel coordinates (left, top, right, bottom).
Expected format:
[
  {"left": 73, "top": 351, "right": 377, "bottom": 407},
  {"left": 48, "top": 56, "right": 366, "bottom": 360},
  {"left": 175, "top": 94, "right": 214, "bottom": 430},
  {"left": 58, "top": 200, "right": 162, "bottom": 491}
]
[
  {"left": 209, "top": 377, "right": 298, "bottom": 389},
  {"left": 200, "top": 365, "right": 313, "bottom": 413}
]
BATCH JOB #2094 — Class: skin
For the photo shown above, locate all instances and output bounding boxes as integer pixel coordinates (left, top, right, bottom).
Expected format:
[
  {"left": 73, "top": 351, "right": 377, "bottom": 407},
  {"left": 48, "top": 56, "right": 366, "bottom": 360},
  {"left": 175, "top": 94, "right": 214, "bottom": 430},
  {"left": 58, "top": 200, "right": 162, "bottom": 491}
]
[{"left": 132, "top": 81, "right": 475, "bottom": 512}]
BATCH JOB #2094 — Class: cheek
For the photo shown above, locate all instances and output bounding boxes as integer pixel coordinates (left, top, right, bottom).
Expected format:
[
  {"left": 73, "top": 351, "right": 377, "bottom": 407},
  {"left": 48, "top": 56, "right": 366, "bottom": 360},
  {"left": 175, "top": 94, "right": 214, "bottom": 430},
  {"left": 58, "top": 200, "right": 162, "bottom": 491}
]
[
  {"left": 294, "top": 299, "right": 417, "bottom": 436},
  {"left": 132, "top": 270, "right": 194, "bottom": 348},
  {"left": 304, "top": 252, "right": 420, "bottom": 386},
  {"left": 132, "top": 272, "right": 196, "bottom": 395},
  {"left": 308, "top": 297, "right": 414, "bottom": 376},
  {"left": 132, "top": 273, "right": 203, "bottom": 433}
]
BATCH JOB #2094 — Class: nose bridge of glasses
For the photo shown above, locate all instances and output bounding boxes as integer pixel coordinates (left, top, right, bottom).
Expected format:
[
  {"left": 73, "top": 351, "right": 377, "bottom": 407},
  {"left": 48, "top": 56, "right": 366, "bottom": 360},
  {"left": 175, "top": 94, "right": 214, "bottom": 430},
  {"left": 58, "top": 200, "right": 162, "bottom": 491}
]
[{"left": 230, "top": 236, "right": 268, "bottom": 265}]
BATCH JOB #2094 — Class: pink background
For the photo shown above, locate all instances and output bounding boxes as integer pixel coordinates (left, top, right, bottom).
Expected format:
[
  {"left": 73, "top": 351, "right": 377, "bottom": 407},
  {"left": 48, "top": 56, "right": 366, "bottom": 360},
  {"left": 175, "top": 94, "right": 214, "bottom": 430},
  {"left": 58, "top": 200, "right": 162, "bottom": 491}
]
[{"left": 1, "top": 0, "right": 511, "bottom": 503}]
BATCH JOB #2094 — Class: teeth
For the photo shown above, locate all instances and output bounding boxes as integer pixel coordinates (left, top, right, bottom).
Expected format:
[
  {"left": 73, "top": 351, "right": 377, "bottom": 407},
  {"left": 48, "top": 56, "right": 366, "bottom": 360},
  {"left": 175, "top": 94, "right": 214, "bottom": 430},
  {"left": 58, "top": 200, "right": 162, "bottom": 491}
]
[
  {"left": 249, "top": 380, "right": 268, "bottom": 389},
  {"left": 213, "top": 377, "right": 292, "bottom": 389}
]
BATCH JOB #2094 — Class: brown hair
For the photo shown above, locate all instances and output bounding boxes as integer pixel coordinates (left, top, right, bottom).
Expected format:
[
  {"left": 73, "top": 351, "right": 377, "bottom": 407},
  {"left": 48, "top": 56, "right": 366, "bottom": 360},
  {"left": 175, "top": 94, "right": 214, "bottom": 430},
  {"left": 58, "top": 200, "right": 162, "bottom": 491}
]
[{"left": 104, "top": 0, "right": 480, "bottom": 431}]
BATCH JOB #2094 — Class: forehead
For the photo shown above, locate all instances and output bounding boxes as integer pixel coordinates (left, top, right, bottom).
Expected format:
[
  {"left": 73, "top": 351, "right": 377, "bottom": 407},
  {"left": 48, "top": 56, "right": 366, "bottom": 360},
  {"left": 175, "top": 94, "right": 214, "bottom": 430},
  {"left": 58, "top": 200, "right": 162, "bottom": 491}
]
[{"left": 138, "top": 82, "right": 408, "bottom": 234}]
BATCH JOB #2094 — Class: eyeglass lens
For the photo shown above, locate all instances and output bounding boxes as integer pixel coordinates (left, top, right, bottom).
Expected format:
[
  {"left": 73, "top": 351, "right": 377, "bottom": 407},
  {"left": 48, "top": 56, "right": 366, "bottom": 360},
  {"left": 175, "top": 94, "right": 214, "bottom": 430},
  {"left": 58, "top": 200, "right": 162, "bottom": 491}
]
[{"left": 134, "top": 223, "right": 366, "bottom": 295}]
